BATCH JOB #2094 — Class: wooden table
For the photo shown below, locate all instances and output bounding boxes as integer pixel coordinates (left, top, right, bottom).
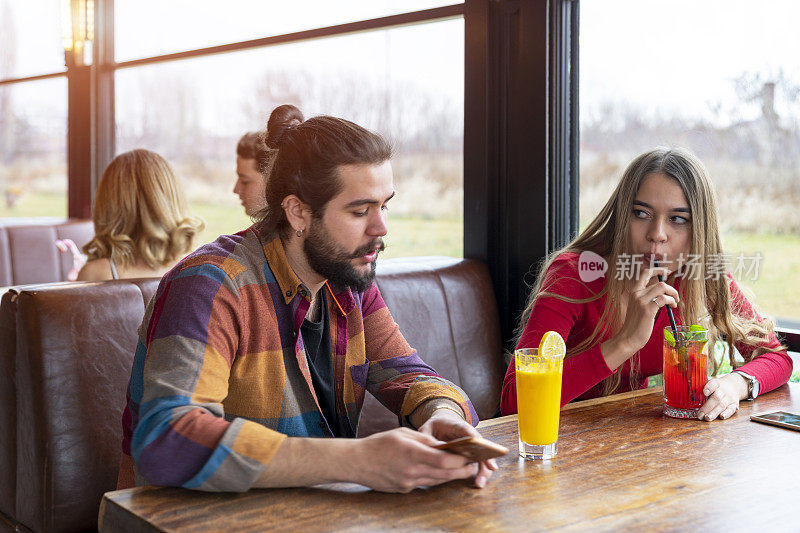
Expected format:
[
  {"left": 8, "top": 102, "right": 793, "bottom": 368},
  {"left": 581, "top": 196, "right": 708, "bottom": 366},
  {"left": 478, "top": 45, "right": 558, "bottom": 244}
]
[{"left": 100, "top": 383, "right": 799, "bottom": 532}]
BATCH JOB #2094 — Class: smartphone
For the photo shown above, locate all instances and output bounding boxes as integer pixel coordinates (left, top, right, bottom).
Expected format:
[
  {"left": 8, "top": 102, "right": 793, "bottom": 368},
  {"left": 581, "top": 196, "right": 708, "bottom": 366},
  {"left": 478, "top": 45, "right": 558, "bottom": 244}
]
[
  {"left": 750, "top": 411, "right": 800, "bottom": 432},
  {"left": 433, "top": 436, "right": 509, "bottom": 462}
]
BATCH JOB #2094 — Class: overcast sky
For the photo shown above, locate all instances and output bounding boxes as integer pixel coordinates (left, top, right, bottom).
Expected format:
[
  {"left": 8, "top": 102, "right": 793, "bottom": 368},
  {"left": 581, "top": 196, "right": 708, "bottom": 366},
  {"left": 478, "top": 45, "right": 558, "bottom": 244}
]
[{"left": 581, "top": 0, "right": 800, "bottom": 123}]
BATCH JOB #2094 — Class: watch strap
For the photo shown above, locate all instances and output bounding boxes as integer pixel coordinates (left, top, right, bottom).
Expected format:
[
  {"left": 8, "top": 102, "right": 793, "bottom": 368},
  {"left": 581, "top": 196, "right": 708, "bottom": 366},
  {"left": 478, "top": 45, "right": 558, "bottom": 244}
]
[{"left": 733, "top": 370, "right": 759, "bottom": 400}]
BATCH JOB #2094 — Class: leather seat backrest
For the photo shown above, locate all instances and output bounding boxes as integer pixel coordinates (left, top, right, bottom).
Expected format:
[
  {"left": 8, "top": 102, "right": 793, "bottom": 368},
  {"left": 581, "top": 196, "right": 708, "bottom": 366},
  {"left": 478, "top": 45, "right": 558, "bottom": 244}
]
[
  {"left": 0, "top": 289, "right": 19, "bottom": 520},
  {"left": 0, "top": 281, "right": 80, "bottom": 525},
  {"left": 358, "top": 257, "right": 504, "bottom": 435},
  {"left": 11, "top": 278, "right": 159, "bottom": 532}
]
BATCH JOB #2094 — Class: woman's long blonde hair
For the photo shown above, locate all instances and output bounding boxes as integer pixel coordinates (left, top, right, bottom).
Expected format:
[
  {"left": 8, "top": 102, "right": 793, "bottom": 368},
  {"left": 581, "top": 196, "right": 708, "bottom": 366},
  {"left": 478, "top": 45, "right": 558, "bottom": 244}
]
[
  {"left": 82, "top": 149, "right": 204, "bottom": 269},
  {"left": 516, "top": 147, "right": 782, "bottom": 396}
]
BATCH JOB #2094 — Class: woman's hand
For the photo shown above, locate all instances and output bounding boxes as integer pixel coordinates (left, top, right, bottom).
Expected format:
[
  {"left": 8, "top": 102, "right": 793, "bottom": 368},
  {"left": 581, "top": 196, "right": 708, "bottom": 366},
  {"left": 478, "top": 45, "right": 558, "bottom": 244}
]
[
  {"left": 601, "top": 266, "right": 680, "bottom": 370},
  {"left": 55, "top": 239, "right": 87, "bottom": 281},
  {"left": 697, "top": 373, "right": 748, "bottom": 421}
]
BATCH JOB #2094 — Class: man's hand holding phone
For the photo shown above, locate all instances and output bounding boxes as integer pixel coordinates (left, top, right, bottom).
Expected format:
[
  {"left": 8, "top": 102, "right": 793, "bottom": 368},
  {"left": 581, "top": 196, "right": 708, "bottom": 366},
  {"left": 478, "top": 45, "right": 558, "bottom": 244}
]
[{"left": 417, "top": 405, "right": 504, "bottom": 488}]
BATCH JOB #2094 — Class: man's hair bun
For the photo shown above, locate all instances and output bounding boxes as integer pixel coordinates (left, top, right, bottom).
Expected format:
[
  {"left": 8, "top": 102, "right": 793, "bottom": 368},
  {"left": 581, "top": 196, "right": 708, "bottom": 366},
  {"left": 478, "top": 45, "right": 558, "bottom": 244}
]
[{"left": 265, "top": 104, "right": 305, "bottom": 149}]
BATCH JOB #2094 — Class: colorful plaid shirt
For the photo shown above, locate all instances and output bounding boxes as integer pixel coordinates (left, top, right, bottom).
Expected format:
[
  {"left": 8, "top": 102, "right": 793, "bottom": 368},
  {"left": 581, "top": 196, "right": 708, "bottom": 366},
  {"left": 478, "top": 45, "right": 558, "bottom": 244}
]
[{"left": 119, "top": 227, "right": 478, "bottom": 492}]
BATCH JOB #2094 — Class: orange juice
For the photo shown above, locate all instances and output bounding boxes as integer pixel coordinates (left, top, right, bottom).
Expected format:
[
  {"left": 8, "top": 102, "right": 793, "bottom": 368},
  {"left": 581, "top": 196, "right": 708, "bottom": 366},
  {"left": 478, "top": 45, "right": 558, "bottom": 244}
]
[
  {"left": 517, "top": 367, "right": 562, "bottom": 444},
  {"left": 515, "top": 340, "right": 565, "bottom": 461}
]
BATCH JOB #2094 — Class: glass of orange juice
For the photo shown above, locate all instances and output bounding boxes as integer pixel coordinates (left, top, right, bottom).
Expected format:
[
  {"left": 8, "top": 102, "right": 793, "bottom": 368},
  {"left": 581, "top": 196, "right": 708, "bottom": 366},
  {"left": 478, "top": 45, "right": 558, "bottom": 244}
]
[{"left": 515, "top": 347, "right": 564, "bottom": 460}]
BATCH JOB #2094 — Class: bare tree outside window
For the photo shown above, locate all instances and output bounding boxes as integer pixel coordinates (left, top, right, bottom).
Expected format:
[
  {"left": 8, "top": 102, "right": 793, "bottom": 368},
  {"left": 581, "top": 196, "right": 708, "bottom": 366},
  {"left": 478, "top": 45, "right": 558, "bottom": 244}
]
[
  {"left": 116, "top": 19, "right": 464, "bottom": 257},
  {"left": 580, "top": 0, "right": 800, "bottom": 324}
]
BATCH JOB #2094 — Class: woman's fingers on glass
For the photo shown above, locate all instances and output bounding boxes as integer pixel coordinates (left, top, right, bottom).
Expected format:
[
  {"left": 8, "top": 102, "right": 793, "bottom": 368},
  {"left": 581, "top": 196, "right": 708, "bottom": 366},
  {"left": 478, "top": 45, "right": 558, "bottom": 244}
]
[
  {"left": 703, "top": 378, "right": 719, "bottom": 396},
  {"left": 713, "top": 399, "right": 736, "bottom": 421},
  {"left": 702, "top": 378, "right": 720, "bottom": 397},
  {"left": 700, "top": 388, "right": 735, "bottom": 421},
  {"left": 697, "top": 391, "right": 720, "bottom": 420},
  {"left": 718, "top": 404, "right": 738, "bottom": 420},
  {"left": 700, "top": 403, "right": 721, "bottom": 421},
  {"left": 706, "top": 404, "right": 725, "bottom": 421}
]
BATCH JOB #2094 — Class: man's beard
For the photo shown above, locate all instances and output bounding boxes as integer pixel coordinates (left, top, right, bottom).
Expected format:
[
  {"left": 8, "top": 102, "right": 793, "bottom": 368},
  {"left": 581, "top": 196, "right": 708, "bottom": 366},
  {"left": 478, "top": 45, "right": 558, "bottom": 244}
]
[{"left": 303, "top": 217, "right": 385, "bottom": 293}]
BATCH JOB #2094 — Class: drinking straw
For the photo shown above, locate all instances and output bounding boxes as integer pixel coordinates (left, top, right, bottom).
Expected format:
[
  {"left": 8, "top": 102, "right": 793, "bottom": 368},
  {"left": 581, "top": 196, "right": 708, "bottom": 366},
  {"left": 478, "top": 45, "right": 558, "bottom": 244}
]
[
  {"left": 654, "top": 261, "right": 693, "bottom": 403},
  {"left": 654, "top": 261, "right": 679, "bottom": 340}
]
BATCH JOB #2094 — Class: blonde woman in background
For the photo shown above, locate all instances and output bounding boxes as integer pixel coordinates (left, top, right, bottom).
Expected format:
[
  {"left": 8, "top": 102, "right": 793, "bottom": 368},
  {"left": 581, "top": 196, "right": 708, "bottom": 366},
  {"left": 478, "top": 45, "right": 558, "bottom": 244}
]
[
  {"left": 78, "top": 149, "right": 204, "bottom": 281},
  {"left": 500, "top": 147, "right": 792, "bottom": 421}
]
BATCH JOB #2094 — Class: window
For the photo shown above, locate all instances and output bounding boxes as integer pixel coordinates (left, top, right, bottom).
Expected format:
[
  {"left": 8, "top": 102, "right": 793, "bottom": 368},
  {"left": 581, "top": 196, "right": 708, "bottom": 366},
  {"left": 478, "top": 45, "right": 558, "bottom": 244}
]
[
  {"left": 0, "top": 0, "right": 67, "bottom": 220},
  {"left": 580, "top": 0, "right": 800, "bottom": 325},
  {"left": 0, "top": 78, "right": 68, "bottom": 219},
  {"left": 0, "top": 0, "right": 65, "bottom": 79},
  {"left": 115, "top": 17, "right": 464, "bottom": 256}
]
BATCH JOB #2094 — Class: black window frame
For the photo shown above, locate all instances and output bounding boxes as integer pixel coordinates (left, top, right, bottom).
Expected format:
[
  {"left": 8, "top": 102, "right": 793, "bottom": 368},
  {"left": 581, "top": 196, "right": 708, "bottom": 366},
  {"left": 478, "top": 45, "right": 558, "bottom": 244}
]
[{"left": 464, "top": 0, "right": 579, "bottom": 343}]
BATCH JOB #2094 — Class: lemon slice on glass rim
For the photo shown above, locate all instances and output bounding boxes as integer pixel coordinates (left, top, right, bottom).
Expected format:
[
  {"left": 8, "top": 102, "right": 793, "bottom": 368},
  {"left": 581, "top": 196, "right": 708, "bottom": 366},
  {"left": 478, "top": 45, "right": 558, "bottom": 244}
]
[
  {"left": 538, "top": 331, "right": 566, "bottom": 359},
  {"left": 699, "top": 339, "right": 710, "bottom": 356}
]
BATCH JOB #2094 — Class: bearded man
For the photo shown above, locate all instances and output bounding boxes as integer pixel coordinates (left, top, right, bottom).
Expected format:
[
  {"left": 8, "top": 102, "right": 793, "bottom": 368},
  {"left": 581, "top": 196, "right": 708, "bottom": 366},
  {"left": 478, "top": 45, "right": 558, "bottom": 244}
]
[{"left": 117, "top": 105, "right": 497, "bottom": 493}]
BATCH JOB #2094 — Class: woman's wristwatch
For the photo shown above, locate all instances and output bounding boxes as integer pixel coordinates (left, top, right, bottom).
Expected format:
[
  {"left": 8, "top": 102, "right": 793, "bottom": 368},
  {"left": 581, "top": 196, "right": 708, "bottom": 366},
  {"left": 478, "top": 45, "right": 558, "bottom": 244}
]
[{"left": 733, "top": 370, "right": 760, "bottom": 400}]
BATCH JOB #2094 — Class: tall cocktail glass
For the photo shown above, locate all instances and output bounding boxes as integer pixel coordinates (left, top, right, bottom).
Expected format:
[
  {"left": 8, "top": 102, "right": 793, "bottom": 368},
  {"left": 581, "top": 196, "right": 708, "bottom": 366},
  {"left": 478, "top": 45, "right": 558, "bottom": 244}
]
[
  {"left": 515, "top": 347, "right": 564, "bottom": 460},
  {"left": 663, "top": 326, "right": 709, "bottom": 419}
]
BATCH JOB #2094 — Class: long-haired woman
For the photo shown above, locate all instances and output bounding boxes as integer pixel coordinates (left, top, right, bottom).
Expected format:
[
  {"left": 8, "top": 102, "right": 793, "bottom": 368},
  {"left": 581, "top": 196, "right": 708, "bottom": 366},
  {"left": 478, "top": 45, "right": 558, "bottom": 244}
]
[
  {"left": 78, "top": 149, "right": 204, "bottom": 281},
  {"left": 500, "top": 147, "right": 792, "bottom": 421}
]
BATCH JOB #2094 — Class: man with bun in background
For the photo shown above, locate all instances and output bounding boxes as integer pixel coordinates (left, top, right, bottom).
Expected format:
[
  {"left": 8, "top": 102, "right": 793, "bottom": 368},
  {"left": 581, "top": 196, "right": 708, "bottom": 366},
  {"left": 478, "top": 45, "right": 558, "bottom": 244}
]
[{"left": 117, "top": 104, "right": 498, "bottom": 493}]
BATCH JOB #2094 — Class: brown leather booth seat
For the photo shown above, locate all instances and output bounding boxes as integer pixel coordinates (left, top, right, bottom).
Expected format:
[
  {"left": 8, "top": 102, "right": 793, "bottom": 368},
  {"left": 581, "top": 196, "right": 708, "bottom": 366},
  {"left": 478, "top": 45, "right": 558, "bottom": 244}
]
[
  {"left": 0, "top": 219, "right": 94, "bottom": 286},
  {"left": 363, "top": 256, "right": 504, "bottom": 434},
  {"left": 0, "top": 279, "right": 160, "bottom": 533},
  {"left": 0, "top": 257, "right": 504, "bottom": 532}
]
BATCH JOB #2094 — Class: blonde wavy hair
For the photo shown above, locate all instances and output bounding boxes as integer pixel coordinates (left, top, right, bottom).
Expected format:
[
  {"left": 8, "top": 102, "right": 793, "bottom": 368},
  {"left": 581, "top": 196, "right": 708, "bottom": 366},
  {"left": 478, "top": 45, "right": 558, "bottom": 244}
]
[
  {"left": 82, "top": 149, "right": 204, "bottom": 269},
  {"left": 516, "top": 147, "right": 783, "bottom": 396}
]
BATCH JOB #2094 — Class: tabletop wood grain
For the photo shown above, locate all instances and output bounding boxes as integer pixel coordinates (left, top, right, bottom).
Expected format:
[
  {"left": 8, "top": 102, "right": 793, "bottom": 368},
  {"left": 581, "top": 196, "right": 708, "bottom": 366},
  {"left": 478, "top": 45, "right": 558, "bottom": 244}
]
[{"left": 99, "top": 383, "right": 800, "bottom": 532}]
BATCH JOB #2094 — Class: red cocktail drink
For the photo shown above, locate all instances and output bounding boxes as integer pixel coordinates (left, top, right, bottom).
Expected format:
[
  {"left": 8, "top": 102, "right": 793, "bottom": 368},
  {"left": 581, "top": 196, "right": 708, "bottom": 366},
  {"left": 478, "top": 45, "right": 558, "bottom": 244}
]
[{"left": 663, "top": 326, "right": 708, "bottom": 419}]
